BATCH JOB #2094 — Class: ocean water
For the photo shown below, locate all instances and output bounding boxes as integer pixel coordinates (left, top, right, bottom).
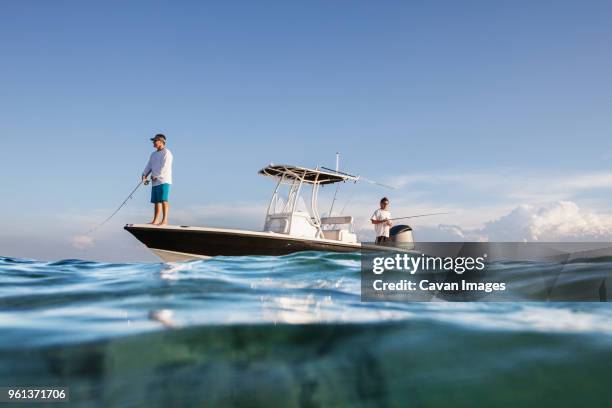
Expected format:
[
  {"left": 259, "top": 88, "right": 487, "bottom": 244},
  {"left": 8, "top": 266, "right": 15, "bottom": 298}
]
[{"left": 0, "top": 252, "right": 611, "bottom": 407}]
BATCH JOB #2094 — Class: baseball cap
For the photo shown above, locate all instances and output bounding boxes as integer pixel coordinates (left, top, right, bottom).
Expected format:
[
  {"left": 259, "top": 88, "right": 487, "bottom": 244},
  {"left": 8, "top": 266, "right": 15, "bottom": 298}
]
[{"left": 150, "top": 133, "right": 167, "bottom": 142}]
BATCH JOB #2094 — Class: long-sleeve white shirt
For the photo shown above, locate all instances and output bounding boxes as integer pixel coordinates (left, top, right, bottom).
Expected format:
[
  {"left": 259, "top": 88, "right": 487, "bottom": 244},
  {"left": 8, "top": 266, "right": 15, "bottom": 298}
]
[{"left": 142, "top": 148, "right": 173, "bottom": 186}]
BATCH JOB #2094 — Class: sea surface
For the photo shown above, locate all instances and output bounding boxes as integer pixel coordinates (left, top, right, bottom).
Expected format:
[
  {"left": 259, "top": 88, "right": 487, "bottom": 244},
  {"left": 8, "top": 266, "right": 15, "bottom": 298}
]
[{"left": 0, "top": 252, "right": 611, "bottom": 407}]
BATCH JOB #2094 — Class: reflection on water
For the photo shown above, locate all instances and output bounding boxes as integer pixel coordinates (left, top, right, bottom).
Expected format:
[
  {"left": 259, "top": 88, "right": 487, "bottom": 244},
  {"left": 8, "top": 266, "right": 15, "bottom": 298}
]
[
  {"left": 148, "top": 309, "right": 177, "bottom": 328},
  {"left": 0, "top": 253, "right": 611, "bottom": 406}
]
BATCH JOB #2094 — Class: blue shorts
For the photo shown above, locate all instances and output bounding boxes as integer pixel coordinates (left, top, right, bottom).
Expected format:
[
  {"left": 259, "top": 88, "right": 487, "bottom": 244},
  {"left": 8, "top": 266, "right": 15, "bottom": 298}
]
[{"left": 151, "top": 183, "right": 170, "bottom": 203}]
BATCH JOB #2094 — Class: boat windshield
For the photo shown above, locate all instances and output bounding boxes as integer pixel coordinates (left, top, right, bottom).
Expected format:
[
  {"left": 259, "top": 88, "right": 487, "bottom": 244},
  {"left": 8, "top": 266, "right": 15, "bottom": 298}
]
[{"left": 268, "top": 185, "right": 313, "bottom": 216}]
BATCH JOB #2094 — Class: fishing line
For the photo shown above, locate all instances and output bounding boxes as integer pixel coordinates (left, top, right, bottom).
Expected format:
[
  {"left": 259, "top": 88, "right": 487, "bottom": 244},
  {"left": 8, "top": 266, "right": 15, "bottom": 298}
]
[
  {"left": 322, "top": 160, "right": 395, "bottom": 215},
  {"left": 327, "top": 153, "right": 341, "bottom": 216},
  {"left": 339, "top": 188, "right": 356, "bottom": 215},
  {"left": 328, "top": 183, "right": 341, "bottom": 215},
  {"left": 82, "top": 180, "right": 144, "bottom": 236}
]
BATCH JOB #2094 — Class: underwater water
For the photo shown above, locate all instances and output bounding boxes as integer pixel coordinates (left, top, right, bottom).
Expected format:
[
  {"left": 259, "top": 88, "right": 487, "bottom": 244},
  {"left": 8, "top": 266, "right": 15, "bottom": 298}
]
[{"left": 0, "top": 252, "right": 611, "bottom": 407}]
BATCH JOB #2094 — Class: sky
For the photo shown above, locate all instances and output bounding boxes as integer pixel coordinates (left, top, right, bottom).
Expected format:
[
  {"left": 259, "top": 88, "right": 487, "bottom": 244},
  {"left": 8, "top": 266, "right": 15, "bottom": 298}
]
[{"left": 1, "top": 0, "right": 612, "bottom": 261}]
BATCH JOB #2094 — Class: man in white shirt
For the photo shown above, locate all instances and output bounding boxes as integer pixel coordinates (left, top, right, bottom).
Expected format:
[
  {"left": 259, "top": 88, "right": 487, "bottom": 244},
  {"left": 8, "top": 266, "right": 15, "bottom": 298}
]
[
  {"left": 371, "top": 197, "right": 392, "bottom": 244},
  {"left": 142, "top": 134, "right": 173, "bottom": 225}
]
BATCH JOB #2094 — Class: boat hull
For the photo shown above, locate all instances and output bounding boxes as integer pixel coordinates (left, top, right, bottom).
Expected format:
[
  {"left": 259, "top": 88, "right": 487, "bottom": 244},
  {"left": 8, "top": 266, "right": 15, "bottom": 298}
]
[{"left": 124, "top": 224, "right": 373, "bottom": 261}]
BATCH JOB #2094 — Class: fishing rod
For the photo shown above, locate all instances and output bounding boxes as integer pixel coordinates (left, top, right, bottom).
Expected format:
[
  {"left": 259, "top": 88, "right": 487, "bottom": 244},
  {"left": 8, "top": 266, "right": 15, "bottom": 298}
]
[
  {"left": 320, "top": 166, "right": 396, "bottom": 190},
  {"left": 82, "top": 180, "right": 144, "bottom": 236},
  {"left": 358, "top": 177, "right": 396, "bottom": 190},
  {"left": 382, "top": 212, "right": 449, "bottom": 222},
  {"left": 327, "top": 153, "right": 341, "bottom": 215},
  {"left": 322, "top": 155, "right": 395, "bottom": 216}
]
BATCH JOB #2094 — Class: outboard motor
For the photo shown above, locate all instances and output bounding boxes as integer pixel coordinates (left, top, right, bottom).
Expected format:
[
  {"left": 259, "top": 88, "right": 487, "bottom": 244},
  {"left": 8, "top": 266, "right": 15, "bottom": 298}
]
[{"left": 389, "top": 225, "right": 415, "bottom": 250}]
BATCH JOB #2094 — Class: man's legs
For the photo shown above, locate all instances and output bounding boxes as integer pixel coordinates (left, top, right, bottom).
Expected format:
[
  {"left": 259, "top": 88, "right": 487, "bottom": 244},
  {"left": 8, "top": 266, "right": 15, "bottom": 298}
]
[
  {"left": 375, "top": 236, "right": 388, "bottom": 245},
  {"left": 150, "top": 203, "right": 162, "bottom": 224},
  {"left": 159, "top": 201, "right": 170, "bottom": 225}
]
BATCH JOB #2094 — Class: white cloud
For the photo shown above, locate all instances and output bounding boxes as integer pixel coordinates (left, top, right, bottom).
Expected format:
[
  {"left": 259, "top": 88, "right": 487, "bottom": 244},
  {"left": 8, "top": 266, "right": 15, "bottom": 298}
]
[
  {"left": 71, "top": 234, "right": 95, "bottom": 249},
  {"left": 408, "top": 201, "right": 612, "bottom": 242},
  {"left": 559, "top": 172, "right": 612, "bottom": 190},
  {"left": 412, "top": 224, "right": 477, "bottom": 242},
  {"left": 387, "top": 170, "right": 612, "bottom": 204},
  {"left": 480, "top": 201, "right": 612, "bottom": 241}
]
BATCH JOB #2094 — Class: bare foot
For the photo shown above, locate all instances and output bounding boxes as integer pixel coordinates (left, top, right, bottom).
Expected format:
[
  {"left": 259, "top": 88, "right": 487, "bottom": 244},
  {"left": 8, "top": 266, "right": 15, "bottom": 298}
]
[
  {"left": 156, "top": 221, "right": 168, "bottom": 226},
  {"left": 148, "top": 221, "right": 160, "bottom": 225}
]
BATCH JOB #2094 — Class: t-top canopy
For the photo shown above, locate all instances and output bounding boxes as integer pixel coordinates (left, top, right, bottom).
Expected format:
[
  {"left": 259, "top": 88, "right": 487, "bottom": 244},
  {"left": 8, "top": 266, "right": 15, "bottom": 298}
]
[{"left": 259, "top": 164, "right": 359, "bottom": 185}]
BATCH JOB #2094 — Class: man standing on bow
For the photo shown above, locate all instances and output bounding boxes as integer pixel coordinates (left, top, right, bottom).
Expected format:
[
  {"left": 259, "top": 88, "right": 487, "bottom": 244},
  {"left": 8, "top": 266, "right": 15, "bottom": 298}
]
[
  {"left": 142, "top": 134, "right": 173, "bottom": 225},
  {"left": 371, "top": 197, "right": 392, "bottom": 244}
]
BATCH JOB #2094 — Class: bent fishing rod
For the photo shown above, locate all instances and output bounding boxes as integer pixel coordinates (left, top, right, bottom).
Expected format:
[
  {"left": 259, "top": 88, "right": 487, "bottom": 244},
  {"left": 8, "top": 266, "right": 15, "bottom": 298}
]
[
  {"left": 82, "top": 180, "right": 144, "bottom": 236},
  {"left": 320, "top": 166, "right": 396, "bottom": 190},
  {"left": 322, "top": 161, "right": 395, "bottom": 216}
]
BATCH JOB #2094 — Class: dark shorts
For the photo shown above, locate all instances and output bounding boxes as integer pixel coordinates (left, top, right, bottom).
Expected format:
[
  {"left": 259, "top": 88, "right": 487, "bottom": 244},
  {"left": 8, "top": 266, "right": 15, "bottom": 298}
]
[{"left": 151, "top": 183, "right": 170, "bottom": 203}]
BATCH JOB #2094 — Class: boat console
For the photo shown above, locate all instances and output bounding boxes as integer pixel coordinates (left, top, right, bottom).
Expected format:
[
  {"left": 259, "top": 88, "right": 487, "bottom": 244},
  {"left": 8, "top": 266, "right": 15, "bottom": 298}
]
[{"left": 260, "top": 164, "right": 359, "bottom": 244}]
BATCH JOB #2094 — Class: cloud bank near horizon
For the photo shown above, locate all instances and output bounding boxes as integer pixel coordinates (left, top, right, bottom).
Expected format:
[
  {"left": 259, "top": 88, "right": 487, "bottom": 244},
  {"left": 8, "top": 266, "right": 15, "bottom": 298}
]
[
  {"left": 10, "top": 199, "right": 612, "bottom": 263},
  {"left": 406, "top": 201, "right": 612, "bottom": 242}
]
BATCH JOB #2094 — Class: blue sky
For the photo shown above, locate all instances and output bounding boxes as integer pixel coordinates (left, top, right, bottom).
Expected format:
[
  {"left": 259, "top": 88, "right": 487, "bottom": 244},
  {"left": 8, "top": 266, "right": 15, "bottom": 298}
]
[{"left": 2, "top": 1, "right": 612, "bottom": 261}]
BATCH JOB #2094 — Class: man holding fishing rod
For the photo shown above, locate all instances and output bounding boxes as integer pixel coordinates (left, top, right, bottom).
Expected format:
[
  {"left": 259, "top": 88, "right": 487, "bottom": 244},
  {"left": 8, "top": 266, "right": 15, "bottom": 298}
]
[
  {"left": 371, "top": 196, "right": 449, "bottom": 244},
  {"left": 142, "top": 134, "right": 173, "bottom": 225},
  {"left": 371, "top": 197, "right": 392, "bottom": 244}
]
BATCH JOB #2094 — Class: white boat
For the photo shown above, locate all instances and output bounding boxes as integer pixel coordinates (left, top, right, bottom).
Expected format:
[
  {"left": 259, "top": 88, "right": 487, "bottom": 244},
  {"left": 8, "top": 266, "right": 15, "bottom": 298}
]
[{"left": 125, "top": 164, "right": 414, "bottom": 262}]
